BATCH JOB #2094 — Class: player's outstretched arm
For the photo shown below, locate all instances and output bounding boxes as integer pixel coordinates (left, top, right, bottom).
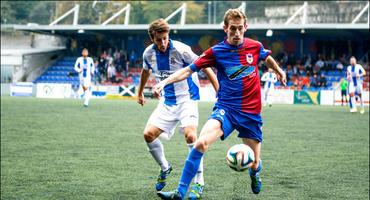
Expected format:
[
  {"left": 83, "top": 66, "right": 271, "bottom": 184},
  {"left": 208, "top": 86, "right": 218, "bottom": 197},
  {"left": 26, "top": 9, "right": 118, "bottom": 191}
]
[
  {"left": 137, "top": 69, "right": 151, "bottom": 106},
  {"left": 265, "top": 56, "right": 286, "bottom": 86},
  {"left": 202, "top": 68, "right": 219, "bottom": 92},
  {"left": 153, "top": 66, "right": 193, "bottom": 99}
]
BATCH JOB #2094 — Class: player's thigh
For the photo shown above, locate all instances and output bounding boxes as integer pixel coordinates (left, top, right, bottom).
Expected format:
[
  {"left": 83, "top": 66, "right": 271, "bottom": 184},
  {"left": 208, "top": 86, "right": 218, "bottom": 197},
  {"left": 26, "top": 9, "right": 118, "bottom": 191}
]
[
  {"left": 178, "top": 100, "right": 199, "bottom": 128},
  {"left": 241, "top": 138, "right": 261, "bottom": 161},
  {"left": 355, "top": 85, "right": 363, "bottom": 96},
  {"left": 178, "top": 101, "right": 199, "bottom": 142},
  {"left": 147, "top": 103, "right": 178, "bottom": 138},
  {"left": 83, "top": 78, "right": 91, "bottom": 89},
  {"left": 348, "top": 83, "right": 356, "bottom": 95},
  {"left": 195, "top": 119, "right": 223, "bottom": 152}
]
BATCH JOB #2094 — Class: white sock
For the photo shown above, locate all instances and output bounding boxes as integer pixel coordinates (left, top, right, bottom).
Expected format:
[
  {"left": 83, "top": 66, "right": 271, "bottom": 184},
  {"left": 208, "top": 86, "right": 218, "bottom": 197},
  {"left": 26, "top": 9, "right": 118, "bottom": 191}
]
[
  {"left": 147, "top": 139, "right": 169, "bottom": 171},
  {"left": 188, "top": 143, "right": 204, "bottom": 185},
  {"left": 350, "top": 96, "right": 356, "bottom": 109},
  {"left": 84, "top": 88, "right": 91, "bottom": 106},
  {"left": 360, "top": 97, "right": 364, "bottom": 109}
]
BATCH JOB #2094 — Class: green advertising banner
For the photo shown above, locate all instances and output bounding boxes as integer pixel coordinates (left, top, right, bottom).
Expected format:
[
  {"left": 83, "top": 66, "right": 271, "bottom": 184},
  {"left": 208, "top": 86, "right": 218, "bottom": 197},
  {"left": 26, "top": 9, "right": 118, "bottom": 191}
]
[{"left": 294, "top": 90, "right": 321, "bottom": 105}]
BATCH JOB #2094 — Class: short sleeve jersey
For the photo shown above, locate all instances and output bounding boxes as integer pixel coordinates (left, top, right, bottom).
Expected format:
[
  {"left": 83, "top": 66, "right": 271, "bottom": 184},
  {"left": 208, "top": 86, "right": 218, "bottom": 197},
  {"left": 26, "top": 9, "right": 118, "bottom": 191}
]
[
  {"left": 143, "top": 40, "right": 200, "bottom": 106},
  {"left": 347, "top": 64, "right": 365, "bottom": 87},
  {"left": 190, "top": 38, "right": 271, "bottom": 114},
  {"left": 74, "top": 57, "right": 94, "bottom": 80}
]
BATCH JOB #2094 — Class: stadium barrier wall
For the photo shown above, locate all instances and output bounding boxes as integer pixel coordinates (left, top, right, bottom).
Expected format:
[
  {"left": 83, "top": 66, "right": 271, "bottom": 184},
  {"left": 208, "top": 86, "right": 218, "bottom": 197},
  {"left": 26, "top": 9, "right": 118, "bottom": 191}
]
[
  {"left": 27, "top": 83, "right": 369, "bottom": 106},
  {"left": 271, "top": 89, "right": 295, "bottom": 104},
  {"left": 36, "top": 83, "right": 72, "bottom": 98},
  {"left": 10, "top": 82, "right": 33, "bottom": 97}
]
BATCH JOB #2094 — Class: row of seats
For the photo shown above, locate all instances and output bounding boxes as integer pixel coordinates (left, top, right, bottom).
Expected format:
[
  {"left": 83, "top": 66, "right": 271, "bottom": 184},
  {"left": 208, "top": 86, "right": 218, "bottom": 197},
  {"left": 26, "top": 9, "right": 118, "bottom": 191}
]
[
  {"left": 36, "top": 76, "right": 79, "bottom": 81},
  {"left": 34, "top": 57, "right": 78, "bottom": 85}
]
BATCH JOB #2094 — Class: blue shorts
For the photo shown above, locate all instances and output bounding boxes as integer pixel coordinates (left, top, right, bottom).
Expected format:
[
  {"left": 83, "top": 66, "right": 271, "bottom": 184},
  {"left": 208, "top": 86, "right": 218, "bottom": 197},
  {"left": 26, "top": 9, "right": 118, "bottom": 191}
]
[{"left": 209, "top": 106, "right": 263, "bottom": 142}]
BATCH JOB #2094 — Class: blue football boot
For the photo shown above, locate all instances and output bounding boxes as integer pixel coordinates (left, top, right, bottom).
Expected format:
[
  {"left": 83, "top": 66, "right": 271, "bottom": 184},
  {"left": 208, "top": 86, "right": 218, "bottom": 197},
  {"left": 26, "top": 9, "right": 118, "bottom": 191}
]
[
  {"left": 188, "top": 183, "right": 204, "bottom": 199},
  {"left": 249, "top": 161, "right": 262, "bottom": 194},
  {"left": 157, "top": 189, "right": 183, "bottom": 200},
  {"left": 156, "top": 163, "right": 173, "bottom": 191}
]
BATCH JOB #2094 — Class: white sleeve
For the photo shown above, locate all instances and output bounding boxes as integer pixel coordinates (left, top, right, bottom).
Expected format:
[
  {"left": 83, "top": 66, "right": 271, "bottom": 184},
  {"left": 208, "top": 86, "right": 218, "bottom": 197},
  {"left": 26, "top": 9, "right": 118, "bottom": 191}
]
[
  {"left": 74, "top": 58, "right": 81, "bottom": 73},
  {"left": 142, "top": 48, "right": 152, "bottom": 71},
  {"left": 346, "top": 66, "right": 351, "bottom": 75},
  {"left": 182, "top": 45, "right": 198, "bottom": 64}
]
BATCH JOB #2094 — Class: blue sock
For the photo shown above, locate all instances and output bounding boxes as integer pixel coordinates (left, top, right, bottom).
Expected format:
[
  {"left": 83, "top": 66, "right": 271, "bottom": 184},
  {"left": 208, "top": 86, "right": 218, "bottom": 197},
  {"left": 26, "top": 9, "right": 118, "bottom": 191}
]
[
  {"left": 249, "top": 160, "right": 262, "bottom": 176},
  {"left": 177, "top": 148, "right": 204, "bottom": 198}
]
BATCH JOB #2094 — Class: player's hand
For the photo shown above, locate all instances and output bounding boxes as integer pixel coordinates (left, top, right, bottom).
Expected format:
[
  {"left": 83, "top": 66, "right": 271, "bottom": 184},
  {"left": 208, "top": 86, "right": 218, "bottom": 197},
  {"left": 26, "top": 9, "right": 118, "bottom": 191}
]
[
  {"left": 152, "top": 82, "right": 165, "bottom": 99},
  {"left": 137, "top": 93, "right": 145, "bottom": 106},
  {"left": 278, "top": 70, "right": 287, "bottom": 86}
]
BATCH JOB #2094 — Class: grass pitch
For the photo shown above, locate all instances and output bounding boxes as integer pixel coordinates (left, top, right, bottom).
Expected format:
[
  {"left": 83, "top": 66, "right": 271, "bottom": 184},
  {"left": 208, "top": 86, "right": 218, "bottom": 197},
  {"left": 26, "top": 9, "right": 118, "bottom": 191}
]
[{"left": 1, "top": 96, "right": 369, "bottom": 199}]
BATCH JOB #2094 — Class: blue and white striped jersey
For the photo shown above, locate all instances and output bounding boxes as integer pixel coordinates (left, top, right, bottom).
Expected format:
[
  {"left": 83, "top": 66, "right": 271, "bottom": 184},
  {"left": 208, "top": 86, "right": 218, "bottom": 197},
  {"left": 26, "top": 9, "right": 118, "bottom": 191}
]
[
  {"left": 347, "top": 64, "right": 365, "bottom": 87},
  {"left": 261, "top": 72, "right": 277, "bottom": 89},
  {"left": 143, "top": 40, "right": 200, "bottom": 106},
  {"left": 74, "top": 57, "right": 94, "bottom": 80}
]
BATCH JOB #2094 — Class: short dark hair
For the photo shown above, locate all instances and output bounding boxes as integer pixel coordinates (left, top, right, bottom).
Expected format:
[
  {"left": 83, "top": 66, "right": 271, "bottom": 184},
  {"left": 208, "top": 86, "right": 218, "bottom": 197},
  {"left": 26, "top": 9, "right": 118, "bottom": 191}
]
[{"left": 148, "top": 18, "right": 170, "bottom": 40}]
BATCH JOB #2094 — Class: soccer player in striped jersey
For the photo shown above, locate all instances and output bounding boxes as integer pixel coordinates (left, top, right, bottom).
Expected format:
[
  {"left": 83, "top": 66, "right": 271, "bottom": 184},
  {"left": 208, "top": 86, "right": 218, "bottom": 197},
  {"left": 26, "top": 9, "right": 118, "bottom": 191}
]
[
  {"left": 74, "top": 48, "right": 95, "bottom": 107},
  {"left": 155, "top": 9, "right": 286, "bottom": 199},
  {"left": 347, "top": 56, "right": 366, "bottom": 114},
  {"left": 137, "top": 19, "right": 218, "bottom": 199},
  {"left": 260, "top": 68, "right": 278, "bottom": 107}
]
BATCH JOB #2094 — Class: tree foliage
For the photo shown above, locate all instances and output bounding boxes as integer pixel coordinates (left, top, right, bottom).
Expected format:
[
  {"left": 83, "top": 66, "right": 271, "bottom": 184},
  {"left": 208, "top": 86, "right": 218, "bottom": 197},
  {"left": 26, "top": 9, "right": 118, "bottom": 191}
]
[{"left": 0, "top": 1, "right": 248, "bottom": 25}]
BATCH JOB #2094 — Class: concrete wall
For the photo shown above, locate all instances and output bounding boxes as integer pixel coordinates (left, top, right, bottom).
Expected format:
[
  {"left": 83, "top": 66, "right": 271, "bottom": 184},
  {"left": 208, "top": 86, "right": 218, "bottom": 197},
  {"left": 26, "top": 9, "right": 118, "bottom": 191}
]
[
  {"left": 21, "top": 50, "right": 66, "bottom": 82},
  {"left": 1, "top": 30, "right": 67, "bottom": 83},
  {"left": 1, "top": 31, "right": 67, "bottom": 49}
]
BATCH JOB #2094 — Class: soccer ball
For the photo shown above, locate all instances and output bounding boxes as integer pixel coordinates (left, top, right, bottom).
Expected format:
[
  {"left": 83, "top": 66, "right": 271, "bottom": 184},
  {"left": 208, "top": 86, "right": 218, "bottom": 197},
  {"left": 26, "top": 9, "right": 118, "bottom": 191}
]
[{"left": 226, "top": 144, "right": 255, "bottom": 172}]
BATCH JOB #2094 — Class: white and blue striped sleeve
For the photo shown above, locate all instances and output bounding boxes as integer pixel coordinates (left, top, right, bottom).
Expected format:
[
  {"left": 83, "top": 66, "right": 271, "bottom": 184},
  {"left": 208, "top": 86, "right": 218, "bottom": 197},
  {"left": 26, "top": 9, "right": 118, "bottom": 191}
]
[
  {"left": 74, "top": 57, "right": 81, "bottom": 73},
  {"left": 142, "top": 48, "right": 152, "bottom": 71}
]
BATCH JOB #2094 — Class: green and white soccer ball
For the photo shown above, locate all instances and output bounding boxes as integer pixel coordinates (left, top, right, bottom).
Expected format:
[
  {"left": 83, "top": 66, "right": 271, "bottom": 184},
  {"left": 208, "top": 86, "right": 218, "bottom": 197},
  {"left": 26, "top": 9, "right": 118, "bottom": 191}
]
[{"left": 226, "top": 144, "right": 255, "bottom": 172}]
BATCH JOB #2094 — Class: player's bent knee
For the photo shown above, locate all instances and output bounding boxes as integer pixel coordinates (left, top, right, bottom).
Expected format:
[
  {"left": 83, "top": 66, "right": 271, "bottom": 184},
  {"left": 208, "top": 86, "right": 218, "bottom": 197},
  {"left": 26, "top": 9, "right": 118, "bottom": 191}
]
[
  {"left": 185, "top": 133, "right": 196, "bottom": 144},
  {"left": 143, "top": 131, "right": 156, "bottom": 143},
  {"left": 195, "top": 139, "right": 208, "bottom": 152}
]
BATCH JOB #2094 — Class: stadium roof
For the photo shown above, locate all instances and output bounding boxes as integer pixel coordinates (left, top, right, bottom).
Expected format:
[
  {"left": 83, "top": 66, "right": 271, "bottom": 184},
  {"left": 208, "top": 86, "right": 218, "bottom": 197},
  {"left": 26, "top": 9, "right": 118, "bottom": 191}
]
[
  {"left": 12, "top": 23, "right": 370, "bottom": 36},
  {"left": 7, "top": 1, "right": 370, "bottom": 36}
]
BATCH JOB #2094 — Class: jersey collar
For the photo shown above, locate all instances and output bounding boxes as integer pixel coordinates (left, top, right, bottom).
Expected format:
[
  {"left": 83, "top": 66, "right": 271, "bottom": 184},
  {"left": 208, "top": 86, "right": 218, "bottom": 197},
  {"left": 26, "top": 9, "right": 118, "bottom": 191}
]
[{"left": 224, "top": 37, "right": 245, "bottom": 48}]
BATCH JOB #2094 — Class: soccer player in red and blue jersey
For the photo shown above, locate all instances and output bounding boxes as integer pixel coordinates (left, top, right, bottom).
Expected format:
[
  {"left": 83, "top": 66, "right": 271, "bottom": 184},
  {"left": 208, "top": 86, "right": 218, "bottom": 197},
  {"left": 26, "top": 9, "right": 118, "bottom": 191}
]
[{"left": 154, "top": 9, "right": 287, "bottom": 199}]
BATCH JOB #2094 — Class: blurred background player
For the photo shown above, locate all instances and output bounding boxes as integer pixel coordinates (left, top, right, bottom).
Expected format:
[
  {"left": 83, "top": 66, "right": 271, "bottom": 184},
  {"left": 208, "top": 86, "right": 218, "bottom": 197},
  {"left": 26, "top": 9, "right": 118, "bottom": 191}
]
[
  {"left": 155, "top": 9, "right": 286, "bottom": 199},
  {"left": 260, "top": 68, "right": 277, "bottom": 107},
  {"left": 137, "top": 19, "right": 218, "bottom": 199},
  {"left": 347, "top": 56, "right": 366, "bottom": 113},
  {"left": 339, "top": 77, "right": 348, "bottom": 106},
  {"left": 74, "top": 48, "right": 95, "bottom": 107}
]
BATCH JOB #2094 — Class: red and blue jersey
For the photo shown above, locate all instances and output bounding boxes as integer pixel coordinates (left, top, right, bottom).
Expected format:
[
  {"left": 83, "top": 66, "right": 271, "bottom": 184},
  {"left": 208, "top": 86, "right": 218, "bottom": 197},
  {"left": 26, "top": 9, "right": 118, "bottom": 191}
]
[{"left": 189, "top": 38, "right": 271, "bottom": 114}]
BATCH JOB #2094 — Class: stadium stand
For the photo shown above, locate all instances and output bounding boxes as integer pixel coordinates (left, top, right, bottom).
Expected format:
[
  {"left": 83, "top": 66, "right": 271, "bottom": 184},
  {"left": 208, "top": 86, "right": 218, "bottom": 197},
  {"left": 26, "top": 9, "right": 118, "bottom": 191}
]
[{"left": 33, "top": 57, "right": 79, "bottom": 87}]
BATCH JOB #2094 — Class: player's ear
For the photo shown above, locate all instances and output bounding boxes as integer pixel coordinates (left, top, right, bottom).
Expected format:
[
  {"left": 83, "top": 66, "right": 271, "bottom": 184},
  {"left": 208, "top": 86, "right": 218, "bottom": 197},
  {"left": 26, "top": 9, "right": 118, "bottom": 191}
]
[
  {"left": 223, "top": 24, "right": 228, "bottom": 34},
  {"left": 244, "top": 24, "right": 248, "bottom": 31}
]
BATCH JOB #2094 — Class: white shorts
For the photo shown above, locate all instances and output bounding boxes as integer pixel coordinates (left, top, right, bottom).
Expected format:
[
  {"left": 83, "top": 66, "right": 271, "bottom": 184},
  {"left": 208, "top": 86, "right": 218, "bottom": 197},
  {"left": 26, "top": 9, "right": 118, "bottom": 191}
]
[
  {"left": 147, "top": 100, "right": 199, "bottom": 140},
  {"left": 348, "top": 82, "right": 363, "bottom": 94},
  {"left": 80, "top": 78, "right": 92, "bottom": 88}
]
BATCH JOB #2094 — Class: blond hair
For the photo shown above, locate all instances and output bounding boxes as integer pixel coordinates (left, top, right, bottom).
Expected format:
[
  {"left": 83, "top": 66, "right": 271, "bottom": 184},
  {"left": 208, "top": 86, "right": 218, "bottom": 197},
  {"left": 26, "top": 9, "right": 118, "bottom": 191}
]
[
  {"left": 223, "top": 9, "right": 247, "bottom": 26},
  {"left": 148, "top": 18, "right": 170, "bottom": 40}
]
